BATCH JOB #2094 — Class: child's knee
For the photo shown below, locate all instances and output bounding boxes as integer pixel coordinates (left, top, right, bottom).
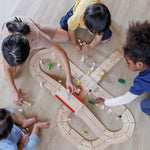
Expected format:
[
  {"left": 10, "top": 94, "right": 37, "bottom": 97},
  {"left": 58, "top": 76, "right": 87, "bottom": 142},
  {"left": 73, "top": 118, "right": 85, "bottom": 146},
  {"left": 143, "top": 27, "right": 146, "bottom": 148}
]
[
  {"left": 140, "top": 99, "right": 150, "bottom": 115},
  {"left": 101, "top": 38, "right": 110, "bottom": 44},
  {"left": 23, "top": 134, "right": 40, "bottom": 150},
  {"left": 140, "top": 100, "right": 145, "bottom": 112}
]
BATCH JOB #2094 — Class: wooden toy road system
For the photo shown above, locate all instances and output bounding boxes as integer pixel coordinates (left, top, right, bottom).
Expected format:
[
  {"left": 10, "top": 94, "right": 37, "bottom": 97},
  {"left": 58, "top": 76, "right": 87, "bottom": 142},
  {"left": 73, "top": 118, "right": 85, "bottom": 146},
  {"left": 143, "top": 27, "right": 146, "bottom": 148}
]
[{"left": 29, "top": 49, "right": 135, "bottom": 150}]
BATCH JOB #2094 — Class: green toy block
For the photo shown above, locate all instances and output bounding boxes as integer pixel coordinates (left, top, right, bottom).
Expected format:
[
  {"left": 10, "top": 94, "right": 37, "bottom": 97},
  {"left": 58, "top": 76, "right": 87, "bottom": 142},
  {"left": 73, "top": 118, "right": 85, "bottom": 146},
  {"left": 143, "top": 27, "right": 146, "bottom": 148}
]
[
  {"left": 48, "top": 63, "right": 52, "bottom": 70},
  {"left": 118, "top": 78, "right": 125, "bottom": 84},
  {"left": 88, "top": 100, "right": 95, "bottom": 105}
]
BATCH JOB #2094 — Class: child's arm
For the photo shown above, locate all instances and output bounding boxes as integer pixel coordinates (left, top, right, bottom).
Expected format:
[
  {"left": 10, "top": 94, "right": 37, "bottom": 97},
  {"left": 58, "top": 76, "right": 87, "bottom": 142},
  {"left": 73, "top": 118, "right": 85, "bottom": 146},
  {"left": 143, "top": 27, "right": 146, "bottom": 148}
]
[
  {"left": 3, "top": 62, "right": 23, "bottom": 106},
  {"left": 105, "top": 91, "right": 138, "bottom": 106},
  {"left": 82, "top": 34, "right": 103, "bottom": 53},
  {"left": 68, "top": 29, "right": 81, "bottom": 51},
  {"left": 94, "top": 91, "right": 138, "bottom": 106},
  {"left": 18, "top": 135, "right": 29, "bottom": 150},
  {"left": 38, "top": 34, "right": 75, "bottom": 92}
]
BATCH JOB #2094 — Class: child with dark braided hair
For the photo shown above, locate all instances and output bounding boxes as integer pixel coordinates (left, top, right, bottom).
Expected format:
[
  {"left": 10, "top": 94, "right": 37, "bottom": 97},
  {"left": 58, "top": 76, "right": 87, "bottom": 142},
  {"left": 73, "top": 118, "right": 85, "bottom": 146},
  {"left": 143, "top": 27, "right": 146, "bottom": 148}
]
[
  {"left": 92, "top": 21, "right": 150, "bottom": 116},
  {"left": 0, "top": 16, "right": 76, "bottom": 106}
]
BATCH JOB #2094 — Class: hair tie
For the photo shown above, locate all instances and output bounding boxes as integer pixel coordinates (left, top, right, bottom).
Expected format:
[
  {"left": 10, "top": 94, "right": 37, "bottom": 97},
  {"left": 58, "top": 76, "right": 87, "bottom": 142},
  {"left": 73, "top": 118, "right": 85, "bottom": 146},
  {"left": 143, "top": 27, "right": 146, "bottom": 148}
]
[{"left": 15, "top": 32, "right": 21, "bottom": 35}]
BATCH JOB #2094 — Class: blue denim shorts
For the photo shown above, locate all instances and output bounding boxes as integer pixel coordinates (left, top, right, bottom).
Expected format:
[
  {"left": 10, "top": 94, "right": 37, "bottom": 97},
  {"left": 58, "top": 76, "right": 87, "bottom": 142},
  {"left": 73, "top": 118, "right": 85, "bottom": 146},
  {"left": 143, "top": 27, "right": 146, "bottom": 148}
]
[{"left": 23, "top": 134, "right": 40, "bottom": 150}]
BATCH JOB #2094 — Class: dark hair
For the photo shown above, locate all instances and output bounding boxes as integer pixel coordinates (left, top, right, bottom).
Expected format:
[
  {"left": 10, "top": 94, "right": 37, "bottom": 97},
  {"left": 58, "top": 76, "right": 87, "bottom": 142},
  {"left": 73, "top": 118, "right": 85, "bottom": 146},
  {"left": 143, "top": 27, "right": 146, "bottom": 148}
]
[
  {"left": 124, "top": 21, "right": 150, "bottom": 67},
  {"left": 0, "top": 109, "right": 13, "bottom": 140},
  {"left": 84, "top": 3, "right": 111, "bottom": 35},
  {"left": 1, "top": 17, "right": 30, "bottom": 66}
]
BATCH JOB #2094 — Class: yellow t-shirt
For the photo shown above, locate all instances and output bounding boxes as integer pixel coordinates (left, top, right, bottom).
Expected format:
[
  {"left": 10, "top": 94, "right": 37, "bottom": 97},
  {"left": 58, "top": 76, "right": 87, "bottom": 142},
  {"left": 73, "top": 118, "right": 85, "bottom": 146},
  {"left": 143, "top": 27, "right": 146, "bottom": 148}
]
[{"left": 68, "top": 0, "right": 101, "bottom": 30}]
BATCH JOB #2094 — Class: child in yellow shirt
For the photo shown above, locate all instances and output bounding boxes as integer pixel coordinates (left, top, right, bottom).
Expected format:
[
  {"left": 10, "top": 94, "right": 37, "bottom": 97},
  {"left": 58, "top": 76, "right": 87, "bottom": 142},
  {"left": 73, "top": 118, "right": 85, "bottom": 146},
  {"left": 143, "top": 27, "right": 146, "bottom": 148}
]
[{"left": 60, "top": 0, "right": 112, "bottom": 53}]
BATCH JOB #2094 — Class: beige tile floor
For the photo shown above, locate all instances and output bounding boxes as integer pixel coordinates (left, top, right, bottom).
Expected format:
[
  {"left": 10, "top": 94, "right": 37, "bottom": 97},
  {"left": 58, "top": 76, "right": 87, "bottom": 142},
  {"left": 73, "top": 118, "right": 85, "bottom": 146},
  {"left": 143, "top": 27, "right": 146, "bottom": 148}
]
[{"left": 0, "top": 0, "right": 150, "bottom": 150}]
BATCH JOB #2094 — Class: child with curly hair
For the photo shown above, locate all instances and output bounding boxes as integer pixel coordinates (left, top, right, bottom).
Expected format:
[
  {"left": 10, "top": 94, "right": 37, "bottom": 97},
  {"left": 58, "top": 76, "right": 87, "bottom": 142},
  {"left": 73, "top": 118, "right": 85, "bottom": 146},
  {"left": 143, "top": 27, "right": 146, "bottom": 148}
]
[{"left": 92, "top": 21, "right": 150, "bottom": 116}]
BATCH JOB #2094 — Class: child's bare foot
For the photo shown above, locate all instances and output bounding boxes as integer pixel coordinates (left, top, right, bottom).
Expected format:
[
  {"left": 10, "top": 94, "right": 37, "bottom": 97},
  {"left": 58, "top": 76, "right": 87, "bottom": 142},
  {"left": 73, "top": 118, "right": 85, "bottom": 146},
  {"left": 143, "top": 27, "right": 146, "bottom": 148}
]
[
  {"left": 34, "top": 122, "right": 50, "bottom": 129},
  {"left": 22, "top": 118, "right": 37, "bottom": 128}
]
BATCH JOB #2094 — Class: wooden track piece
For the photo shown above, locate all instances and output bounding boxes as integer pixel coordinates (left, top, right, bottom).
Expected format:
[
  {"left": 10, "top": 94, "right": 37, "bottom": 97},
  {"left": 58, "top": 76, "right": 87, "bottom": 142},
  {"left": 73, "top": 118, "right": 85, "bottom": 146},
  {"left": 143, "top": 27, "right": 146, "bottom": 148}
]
[
  {"left": 56, "top": 107, "right": 72, "bottom": 123},
  {"left": 55, "top": 87, "right": 84, "bottom": 112},
  {"left": 114, "top": 130, "right": 129, "bottom": 144},
  {"left": 65, "top": 129, "right": 83, "bottom": 146},
  {"left": 76, "top": 106, "right": 106, "bottom": 138},
  {"left": 121, "top": 109, "right": 135, "bottom": 123},
  {"left": 100, "top": 130, "right": 115, "bottom": 144},
  {"left": 121, "top": 122, "right": 135, "bottom": 137},
  {"left": 110, "top": 105, "right": 127, "bottom": 115},
  {"left": 29, "top": 49, "right": 135, "bottom": 150},
  {"left": 92, "top": 139, "right": 108, "bottom": 150},
  {"left": 77, "top": 139, "right": 92, "bottom": 150},
  {"left": 57, "top": 122, "right": 71, "bottom": 136},
  {"left": 91, "top": 50, "right": 124, "bottom": 82},
  {"left": 70, "top": 62, "right": 83, "bottom": 78}
]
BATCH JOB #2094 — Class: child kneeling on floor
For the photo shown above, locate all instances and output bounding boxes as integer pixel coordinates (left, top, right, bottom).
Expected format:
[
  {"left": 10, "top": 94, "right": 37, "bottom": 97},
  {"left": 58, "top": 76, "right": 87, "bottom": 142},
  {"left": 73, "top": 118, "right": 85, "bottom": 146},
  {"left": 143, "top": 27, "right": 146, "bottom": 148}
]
[
  {"left": 0, "top": 108, "right": 50, "bottom": 150},
  {"left": 60, "top": 0, "right": 112, "bottom": 53},
  {"left": 92, "top": 21, "right": 150, "bottom": 116}
]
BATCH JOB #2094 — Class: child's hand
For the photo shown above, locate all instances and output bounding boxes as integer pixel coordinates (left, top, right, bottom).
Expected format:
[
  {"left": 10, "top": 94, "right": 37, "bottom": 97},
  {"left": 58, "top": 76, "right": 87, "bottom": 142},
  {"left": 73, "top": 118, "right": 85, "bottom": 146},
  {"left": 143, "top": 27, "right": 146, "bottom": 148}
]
[
  {"left": 20, "top": 135, "right": 29, "bottom": 146},
  {"left": 81, "top": 43, "right": 92, "bottom": 53},
  {"left": 93, "top": 97, "right": 105, "bottom": 106},
  {"left": 73, "top": 43, "right": 82, "bottom": 51},
  {"left": 13, "top": 91, "right": 24, "bottom": 106},
  {"left": 66, "top": 79, "right": 76, "bottom": 93}
]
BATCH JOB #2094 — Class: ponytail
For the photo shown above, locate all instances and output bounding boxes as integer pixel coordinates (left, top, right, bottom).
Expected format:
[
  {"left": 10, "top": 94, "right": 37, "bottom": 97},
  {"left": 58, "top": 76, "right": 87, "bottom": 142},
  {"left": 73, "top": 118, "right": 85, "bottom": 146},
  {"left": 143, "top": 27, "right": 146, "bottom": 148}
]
[
  {"left": 6, "top": 17, "right": 30, "bottom": 35},
  {"left": 2, "top": 17, "right": 30, "bottom": 66}
]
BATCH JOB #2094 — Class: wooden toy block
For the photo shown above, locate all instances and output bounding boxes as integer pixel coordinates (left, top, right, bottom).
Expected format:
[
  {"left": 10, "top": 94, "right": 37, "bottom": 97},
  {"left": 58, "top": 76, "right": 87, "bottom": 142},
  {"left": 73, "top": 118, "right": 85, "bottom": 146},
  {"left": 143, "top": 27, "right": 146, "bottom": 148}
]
[
  {"left": 76, "top": 106, "right": 106, "bottom": 138},
  {"left": 110, "top": 105, "right": 127, "bottom": 115},
  {"left": 121, "top": 122, "right": 135, "bottom": 137},
  {"left": 114, "top": 130, "right": 129, "bottom": 144},
  {"left": 121, "top": 109, "right": 135, "bottom": 123},
  {"left": 65, "top": 129, "right": 83, "bottom": 146},
  {"left": 100, "top": 130, "right": 115, "bottom": 144},
  {"left": 57, "top": 122, "right": 71, "bottom": 136},
  {"left": 90, "top": 67, "right": 106, "bottom": 82},
  {"left": 55, "top": 87, "right": 84, "bottom": 113},
  {"left": 56, "top": 107, "right": 72, "bottom": 123},
  {"left": 77, "top": 139, "right": 92, "bottom": 150}
]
